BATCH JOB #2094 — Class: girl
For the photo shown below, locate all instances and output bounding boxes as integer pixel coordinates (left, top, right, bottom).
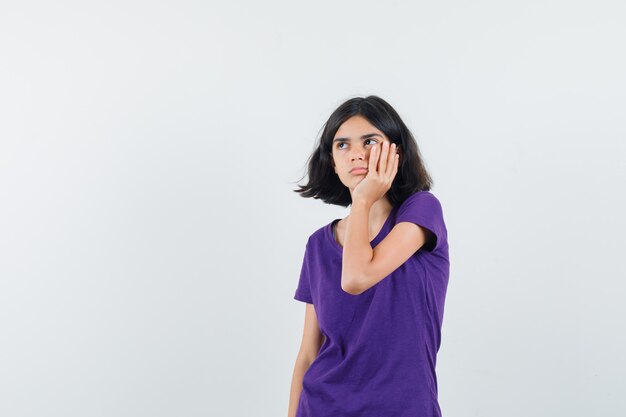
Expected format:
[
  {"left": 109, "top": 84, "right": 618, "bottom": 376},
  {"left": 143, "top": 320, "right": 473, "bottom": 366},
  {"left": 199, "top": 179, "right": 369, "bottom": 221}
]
[{"left": 288, "top": 95, "right": 450, "bottom": 417}]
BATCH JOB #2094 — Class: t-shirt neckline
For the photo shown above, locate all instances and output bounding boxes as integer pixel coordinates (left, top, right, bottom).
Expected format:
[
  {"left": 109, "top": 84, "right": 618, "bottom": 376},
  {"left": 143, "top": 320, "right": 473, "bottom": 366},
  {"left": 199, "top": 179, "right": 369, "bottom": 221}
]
[{"left": 326, "top": 205, "right": 398, "bottom": 254}]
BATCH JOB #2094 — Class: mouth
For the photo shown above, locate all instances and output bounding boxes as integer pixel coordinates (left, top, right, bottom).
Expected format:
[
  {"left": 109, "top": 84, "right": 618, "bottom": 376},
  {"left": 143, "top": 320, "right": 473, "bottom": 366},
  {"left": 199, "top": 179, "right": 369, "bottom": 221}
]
[{"left": 350, "top": 168, "right": 368, "bottom": 175}]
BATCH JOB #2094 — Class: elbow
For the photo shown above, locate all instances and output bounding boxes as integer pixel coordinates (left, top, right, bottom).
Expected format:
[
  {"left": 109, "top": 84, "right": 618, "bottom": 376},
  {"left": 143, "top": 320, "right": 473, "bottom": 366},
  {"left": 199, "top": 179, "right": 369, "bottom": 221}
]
[{"left": 341, "top": 276, "right": 366, "bottom": 295}]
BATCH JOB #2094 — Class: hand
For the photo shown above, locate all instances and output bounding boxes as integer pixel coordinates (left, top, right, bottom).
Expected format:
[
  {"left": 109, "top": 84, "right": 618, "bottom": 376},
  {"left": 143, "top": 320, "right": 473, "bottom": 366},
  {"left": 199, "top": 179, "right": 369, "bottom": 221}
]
[{"left": 352, "top": 141, "right": 399, "bottom": 206}]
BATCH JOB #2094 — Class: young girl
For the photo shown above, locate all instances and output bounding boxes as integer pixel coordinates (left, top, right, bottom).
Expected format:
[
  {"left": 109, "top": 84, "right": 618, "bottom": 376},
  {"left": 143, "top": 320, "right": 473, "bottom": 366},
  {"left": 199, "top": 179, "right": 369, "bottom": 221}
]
[{"left": 288, "top": 95, "right": 450, "bottom": 417}]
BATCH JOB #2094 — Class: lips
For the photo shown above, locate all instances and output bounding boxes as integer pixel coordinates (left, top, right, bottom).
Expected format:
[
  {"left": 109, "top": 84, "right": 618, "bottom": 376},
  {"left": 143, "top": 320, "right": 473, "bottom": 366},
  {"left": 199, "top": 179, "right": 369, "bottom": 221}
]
[{"left": 350, "top": 168, "right": 368, "bottom": 174}]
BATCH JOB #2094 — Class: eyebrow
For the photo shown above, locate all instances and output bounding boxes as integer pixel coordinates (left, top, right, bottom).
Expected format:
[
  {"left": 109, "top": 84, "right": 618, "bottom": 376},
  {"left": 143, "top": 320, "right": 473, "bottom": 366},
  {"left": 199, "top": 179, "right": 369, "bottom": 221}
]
[{"left": 333, "top": 133, "right": 383, "bottom": 143}]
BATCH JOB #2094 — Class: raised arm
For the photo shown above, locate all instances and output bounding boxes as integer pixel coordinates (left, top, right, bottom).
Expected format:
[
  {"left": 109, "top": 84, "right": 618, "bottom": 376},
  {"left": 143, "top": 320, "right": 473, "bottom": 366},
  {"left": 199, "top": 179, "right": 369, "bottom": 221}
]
[{"left": 342, "top": 219, "right": 433, "bottom": 295}]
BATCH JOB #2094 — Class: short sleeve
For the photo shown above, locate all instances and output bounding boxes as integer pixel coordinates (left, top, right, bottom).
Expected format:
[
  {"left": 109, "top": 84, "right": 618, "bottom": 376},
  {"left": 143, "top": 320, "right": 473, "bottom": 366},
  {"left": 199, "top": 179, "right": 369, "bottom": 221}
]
[
  {"left": 293, "top": 241, "right": 314, "bottom": 304},
  {"left": 396, "top": 192, "right": 447, "bottom": 253}
]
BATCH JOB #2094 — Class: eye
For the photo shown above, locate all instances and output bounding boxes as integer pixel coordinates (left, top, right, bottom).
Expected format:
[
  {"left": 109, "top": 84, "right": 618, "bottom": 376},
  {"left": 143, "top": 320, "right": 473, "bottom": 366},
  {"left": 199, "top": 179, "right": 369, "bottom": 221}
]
[{"left": 336, "top": 139, "right": 377, "bottom": 150}]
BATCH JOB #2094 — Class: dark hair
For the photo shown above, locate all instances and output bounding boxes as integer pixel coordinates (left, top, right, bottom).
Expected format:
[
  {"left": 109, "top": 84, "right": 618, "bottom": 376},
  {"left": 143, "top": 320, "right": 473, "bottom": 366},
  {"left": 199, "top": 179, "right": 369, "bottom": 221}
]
[{"left": 294, "top": 95, "right": 433, "bottom": 207}]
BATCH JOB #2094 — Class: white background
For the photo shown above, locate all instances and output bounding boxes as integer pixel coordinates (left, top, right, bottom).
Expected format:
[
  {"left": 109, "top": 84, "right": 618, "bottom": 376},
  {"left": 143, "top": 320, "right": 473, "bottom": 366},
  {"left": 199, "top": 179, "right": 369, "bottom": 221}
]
[{"left": 1, "top": 1, "right": 625, "bottom": 416}]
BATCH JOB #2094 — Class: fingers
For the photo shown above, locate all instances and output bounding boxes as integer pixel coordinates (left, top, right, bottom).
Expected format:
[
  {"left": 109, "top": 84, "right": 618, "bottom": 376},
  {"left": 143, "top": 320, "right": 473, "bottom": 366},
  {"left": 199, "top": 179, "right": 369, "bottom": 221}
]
[
  {"left": 368, "top": 142, "right": 379, "bottom": 174},
  {"left": 392, "top": 146, "right": 399, "bottom": 178},
  {"left": 387, "top": 143, "right": 398, "bottom": 181},
  {"left": 371, "top": 142, "right": 385, "bottom": 175},
  {"left": 383, "top": 142, "right": 397, "bottom": 175},
  {"left": 370, "top": 141, "right": 398, "bottom": 180}
]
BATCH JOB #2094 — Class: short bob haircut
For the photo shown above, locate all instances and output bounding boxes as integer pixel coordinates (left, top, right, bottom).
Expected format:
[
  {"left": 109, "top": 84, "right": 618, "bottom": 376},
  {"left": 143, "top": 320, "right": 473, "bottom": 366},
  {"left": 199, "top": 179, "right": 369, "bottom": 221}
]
[{"left": 294, "top": 95, "right": 433, "bottom": 207}]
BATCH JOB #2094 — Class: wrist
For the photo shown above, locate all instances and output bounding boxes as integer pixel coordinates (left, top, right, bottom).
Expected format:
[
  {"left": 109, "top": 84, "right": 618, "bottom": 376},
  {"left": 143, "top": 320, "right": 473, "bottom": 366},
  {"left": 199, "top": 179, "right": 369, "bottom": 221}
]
[{"left": 351, "top": 197, "right": 373, "bottom": 210}]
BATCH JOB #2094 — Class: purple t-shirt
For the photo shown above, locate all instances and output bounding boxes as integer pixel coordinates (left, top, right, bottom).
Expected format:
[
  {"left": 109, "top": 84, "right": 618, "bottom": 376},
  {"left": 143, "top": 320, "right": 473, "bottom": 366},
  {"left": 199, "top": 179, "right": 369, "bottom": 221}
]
[{"left": 293, "top": 190, "right": 450, "bottom": 417}]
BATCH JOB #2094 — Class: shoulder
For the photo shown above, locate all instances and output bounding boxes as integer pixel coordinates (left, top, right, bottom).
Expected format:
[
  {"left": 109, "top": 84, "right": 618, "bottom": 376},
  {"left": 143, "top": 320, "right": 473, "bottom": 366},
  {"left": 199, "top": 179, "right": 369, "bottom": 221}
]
[
  {"left": 394, "top": 190, "right": 448, "bottom": 253},
  {"left": 397, "top": 191, "right": 442, "bottom": 212},
  {"left": 303, "top": 221, "right": 332, "bottom": 249}
]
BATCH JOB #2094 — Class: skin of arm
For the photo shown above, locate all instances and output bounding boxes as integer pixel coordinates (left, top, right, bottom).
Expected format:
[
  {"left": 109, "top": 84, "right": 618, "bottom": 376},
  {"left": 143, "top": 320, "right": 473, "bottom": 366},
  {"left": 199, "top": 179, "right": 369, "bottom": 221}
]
[
  {"left": 341, "top": 141, "right": 434, "bottom": 295},
  {"left": 341, "top": 198, "right": 433, "bottom": 295},
  {"left": 340, "top": 199, "right": 375, "bottom": 293},
  {"left": 288, "top": 303, "right": 324, "bottom": 417}
]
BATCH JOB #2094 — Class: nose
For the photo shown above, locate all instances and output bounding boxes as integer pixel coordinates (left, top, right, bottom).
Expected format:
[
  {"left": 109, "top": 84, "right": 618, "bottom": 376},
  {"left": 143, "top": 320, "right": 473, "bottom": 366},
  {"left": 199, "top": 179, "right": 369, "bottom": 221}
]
[{"left": 349, "top": 143, "right": 368, "bottom": 161}]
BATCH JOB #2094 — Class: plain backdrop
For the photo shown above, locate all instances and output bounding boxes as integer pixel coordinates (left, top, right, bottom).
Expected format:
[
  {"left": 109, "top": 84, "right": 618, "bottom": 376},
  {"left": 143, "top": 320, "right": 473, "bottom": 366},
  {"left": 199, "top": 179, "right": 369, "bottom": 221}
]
[{"left": 1, "top": 1, "right": 625, "bottom": 416}]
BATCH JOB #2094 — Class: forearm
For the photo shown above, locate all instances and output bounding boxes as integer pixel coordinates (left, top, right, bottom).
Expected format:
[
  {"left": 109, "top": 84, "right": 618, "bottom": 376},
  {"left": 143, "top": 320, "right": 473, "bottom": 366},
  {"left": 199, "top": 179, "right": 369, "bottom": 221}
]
[
  {"left": 341, "top": 198, "right": 374, "bottom": 294},
  {"left": 288, "top": 357, "right": 313, "bottom": 417}
]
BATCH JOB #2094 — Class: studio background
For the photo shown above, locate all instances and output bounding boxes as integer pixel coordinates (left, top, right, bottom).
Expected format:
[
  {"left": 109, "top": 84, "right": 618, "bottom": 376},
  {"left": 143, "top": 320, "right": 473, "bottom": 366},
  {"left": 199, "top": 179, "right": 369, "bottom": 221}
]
[{"left": 1, "top": 1, "right": 624, "bottom": 416}]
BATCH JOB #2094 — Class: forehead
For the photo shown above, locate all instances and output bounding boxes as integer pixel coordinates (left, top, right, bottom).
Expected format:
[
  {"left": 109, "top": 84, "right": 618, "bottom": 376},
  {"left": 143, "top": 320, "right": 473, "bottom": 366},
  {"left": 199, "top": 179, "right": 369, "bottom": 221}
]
[{"left": 333, "top": 115, "right": 386, "bottom": 140}]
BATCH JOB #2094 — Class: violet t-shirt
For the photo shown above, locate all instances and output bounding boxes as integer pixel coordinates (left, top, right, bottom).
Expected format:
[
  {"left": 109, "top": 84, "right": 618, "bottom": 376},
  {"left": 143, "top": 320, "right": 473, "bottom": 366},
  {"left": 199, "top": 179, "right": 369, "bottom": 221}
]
[{"left": 293, "top": 191, "right": 450, "bottom": 417}]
